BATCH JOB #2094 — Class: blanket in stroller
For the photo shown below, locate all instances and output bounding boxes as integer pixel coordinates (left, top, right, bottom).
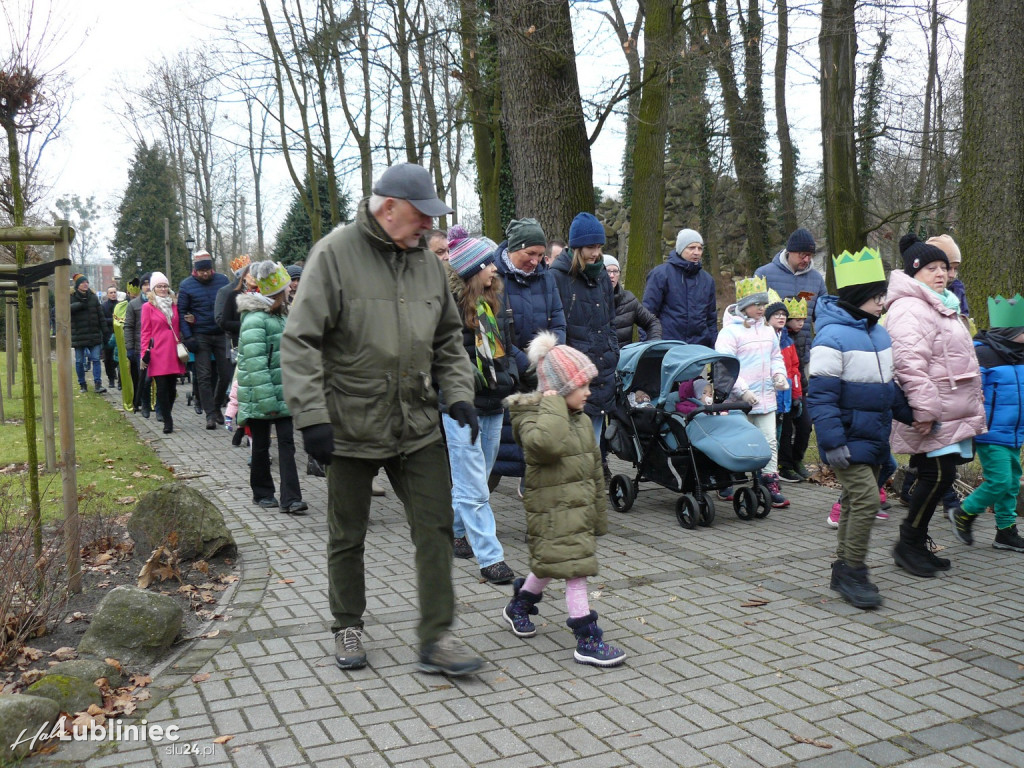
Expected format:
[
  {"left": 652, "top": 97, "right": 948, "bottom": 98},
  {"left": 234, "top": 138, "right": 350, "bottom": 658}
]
[{"left": 682, "top": 412, "right": 770, "bottom": 472}]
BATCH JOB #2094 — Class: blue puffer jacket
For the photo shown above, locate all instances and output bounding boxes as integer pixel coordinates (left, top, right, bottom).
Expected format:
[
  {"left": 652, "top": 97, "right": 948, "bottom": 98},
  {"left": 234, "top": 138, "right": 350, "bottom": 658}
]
[
  {"left": 754, "top": 250, "right": 827, "bottom": 377},
  {"left": 177, "top": 272, "right": 230, "bottom": 339},
  {"left": 973, "top": 331, "right": 1024, "bottom": 449},
  {"left": 550, "top": 249, "right": 619, "bottom": 417},
  {"left": 806, "top": 296, "right": 912, "bottom": 465},
  {"left": 493, "top": 243, "right": 567, "bottom": 478},
  {"left": 642, "top": 252, "right": 718, "bottom": 347}
]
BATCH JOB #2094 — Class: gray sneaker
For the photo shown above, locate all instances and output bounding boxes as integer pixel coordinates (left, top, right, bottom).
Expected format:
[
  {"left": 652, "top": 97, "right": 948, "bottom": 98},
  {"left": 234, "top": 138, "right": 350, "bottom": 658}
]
[
  {"left": 334, "top": 627, "right": 367, "bottom": 670},
  {"left": 418, "top": 632, "right": 483, "bottom": 676}
]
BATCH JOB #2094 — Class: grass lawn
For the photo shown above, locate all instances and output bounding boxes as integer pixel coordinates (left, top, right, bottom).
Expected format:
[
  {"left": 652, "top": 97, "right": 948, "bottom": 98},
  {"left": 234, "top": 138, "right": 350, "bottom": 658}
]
[{"left": 0, "top": 348, "right": 175, "bottom": 528}]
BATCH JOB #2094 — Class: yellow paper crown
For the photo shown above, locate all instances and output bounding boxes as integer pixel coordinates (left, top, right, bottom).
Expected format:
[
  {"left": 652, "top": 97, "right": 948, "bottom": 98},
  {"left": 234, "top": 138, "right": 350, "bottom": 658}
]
[
  {"left": 783, "top": 296, "right": 808, "bottom": 318},
  {"left": 735, "top": 276, "right": 768, "bottom": 302},
  {"left": 988, "top": 295, "right": 1024, "bottom": 328},
  {"left": 766, "top": 288, "right": 782, "bottom": 304},
  {"left": 230, "top": 254, "right": 251, "bottom": 272},
  {"left": 832, "top": 248, "right": 885, "bottom": 289}
]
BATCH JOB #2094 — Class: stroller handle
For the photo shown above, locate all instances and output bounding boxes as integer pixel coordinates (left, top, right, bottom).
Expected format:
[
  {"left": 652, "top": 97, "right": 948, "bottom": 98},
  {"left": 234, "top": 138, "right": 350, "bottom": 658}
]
[{"left": 679, "top": 400, "right": 753, "bottom": 423}]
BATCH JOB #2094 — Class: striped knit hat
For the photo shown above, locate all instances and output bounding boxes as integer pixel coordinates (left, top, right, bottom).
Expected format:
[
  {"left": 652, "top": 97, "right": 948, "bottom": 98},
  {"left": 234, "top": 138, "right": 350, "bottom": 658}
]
[
  {"left": 447, "top": 225, "right": 495, "bottom": 279},
  {"left": 528, "top": 331, "right": 597, "bottom": 396}
]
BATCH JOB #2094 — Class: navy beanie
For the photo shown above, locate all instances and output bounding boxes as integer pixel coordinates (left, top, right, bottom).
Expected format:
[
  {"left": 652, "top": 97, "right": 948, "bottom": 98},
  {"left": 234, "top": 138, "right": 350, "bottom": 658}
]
[
  {"left": 568, "top": 212, "right": 606, "bottom": 249},
  {"left": 786, "top": 228, "right": 816, "bottom": 254}
]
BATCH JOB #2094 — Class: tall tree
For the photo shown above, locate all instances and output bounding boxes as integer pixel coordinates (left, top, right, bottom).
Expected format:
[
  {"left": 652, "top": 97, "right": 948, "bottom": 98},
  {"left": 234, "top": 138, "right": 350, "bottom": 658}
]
[
  {"left": 112, "top": 142, "right": 189, "bottom": 286},
  {"left": 857, "top": 30, "right": 889, "bottom": 213},
  {"left": 625, "top": 0, "right": 676, "bottom": 296},
  {"left": 907, "top": 0, "right": 941, "bottom": 234},
  {"left": 819, "top": 0, "right": 865, "bottom": 288},
  {"left": 774, "top": 0, "right": 797, "bottom": 234},
  {"left": 605, "top": 0, "right": 644, "bottom": 210},
  {"left": 494, "top": 0, "right": 594, "bottom": 239},
  {"left": 271, "top": 168, "right": 350, "bottom": 265},
  {"left": 960, "top": 0, "right": 1024, "bottom": 327}
]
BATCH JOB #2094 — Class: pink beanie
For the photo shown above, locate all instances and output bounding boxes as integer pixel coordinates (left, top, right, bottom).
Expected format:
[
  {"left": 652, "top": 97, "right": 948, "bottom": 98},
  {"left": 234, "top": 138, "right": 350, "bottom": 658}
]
[{"left": 528, "top": 331, "right": 597, "bottom": 396}]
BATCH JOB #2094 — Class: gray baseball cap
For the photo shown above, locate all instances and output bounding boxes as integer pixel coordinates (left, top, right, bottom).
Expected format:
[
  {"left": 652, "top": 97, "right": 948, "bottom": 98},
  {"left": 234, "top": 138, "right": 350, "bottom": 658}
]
[{"left": 372, "top": 163, "right": 453, "bottom": 217}]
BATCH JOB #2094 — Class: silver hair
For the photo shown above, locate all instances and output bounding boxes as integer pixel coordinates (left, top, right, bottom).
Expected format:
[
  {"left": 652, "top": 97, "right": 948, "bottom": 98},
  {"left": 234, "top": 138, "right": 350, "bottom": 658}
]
[{"left": 368, "top": 194, "right": 388, "bottom": 214}]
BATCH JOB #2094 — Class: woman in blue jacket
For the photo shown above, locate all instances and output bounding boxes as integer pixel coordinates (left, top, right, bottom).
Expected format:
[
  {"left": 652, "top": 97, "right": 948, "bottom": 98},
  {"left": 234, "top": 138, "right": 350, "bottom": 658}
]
[{"left": 550, "top": 213, "right": 618, "bottom": 445}]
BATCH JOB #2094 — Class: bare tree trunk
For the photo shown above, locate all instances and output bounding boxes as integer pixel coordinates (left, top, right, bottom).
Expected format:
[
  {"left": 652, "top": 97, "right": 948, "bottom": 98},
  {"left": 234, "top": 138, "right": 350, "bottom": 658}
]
[
  {"left": 960, "top": 0, "right": 1024, "bottom": 327},
  {"left": 606, "top": 0, "right": 644, "bottom": 210},
  {"left": 908, "top": 0, "right": 940, "bottom": 234},
  {"left": 819, "top": 0, "right": 865, "bottom": 290},
  {"left": 774, "top": 0, "right": 797, "bottom": 234},
  {"left": 494, "top": 0, "right": 595, "bottom": 239},
  {"left": 326, "top": 0, "right": 374, "bottom": 197}
]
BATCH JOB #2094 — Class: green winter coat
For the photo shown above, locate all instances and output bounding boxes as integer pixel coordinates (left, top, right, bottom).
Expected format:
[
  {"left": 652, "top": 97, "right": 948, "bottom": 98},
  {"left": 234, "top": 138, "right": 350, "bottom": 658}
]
[
  {"left": 280, "top": 198, "right": 474, "bottom": 459},
  {"left": 235, "top": 293, "right": 289, "bottom": 426},
  {"left": 505, "top": 391, "right": 607, "bottom": 579}
]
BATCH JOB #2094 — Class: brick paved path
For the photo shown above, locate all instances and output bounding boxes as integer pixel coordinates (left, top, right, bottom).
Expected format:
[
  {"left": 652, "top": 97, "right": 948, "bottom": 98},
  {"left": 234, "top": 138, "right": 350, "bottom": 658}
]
[{"left": 42, "top": 389, "right": 1024, "bottom": 767}]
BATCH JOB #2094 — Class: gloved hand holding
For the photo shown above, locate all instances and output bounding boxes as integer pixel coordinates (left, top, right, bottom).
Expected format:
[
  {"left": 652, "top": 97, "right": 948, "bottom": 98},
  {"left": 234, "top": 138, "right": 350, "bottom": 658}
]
[
  {"left": 301, "top": 423, "right": 335, "bottom": 466},
  {"left": 182, "top": 336, "right": 198, "bottom": 353},
  {"left": 449, "top": 401, "right": 480, "bottom": 445},
  {"left": 825, "top": 445, "right": 851, "bottom": 470},
  {"left": 793, "top": 398, "right": 804, "bottom": 418},
  {"left": 773, "top": 374, "right": 789, "bottom": 391},
  {"left": 740, "top": 390, "right": 758, "bottom": 406}
]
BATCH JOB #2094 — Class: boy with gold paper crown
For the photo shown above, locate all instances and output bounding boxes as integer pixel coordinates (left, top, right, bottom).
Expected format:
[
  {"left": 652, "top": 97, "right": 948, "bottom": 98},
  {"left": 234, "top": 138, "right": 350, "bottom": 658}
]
[
  {"left": 807, "top": 249, "right": 914, "bottom": 608},
  {"left": 949, "top": 296, "right": 1024, "bottom": 552}
]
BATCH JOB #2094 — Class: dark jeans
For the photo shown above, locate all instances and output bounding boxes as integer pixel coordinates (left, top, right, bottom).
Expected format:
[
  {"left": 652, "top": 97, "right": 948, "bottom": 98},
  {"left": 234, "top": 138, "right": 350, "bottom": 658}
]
[
  {"left": 326, "top": 440, "right": 455, "bottom": 646},
  {"left": 102, "top": 345, "right": 117, "bottom": 385},
  {"left": 249, "top": 417, "right": 300, "bottom": 507},
  {"left": 903, "top": 453, "right": 959, "bottom": 534},
  {"left": 153, "top": 375, "right": 177, "bottom": 430},
  {"left": 779, "top": 396, "right": 811, "bottom": 468},
  {"left": 191, "top": 332, "right": 233, "bottom": 415}
]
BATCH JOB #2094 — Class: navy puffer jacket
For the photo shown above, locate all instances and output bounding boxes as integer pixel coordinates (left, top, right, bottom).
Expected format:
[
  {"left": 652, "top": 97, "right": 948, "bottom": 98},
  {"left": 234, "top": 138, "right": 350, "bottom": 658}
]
[
  {"left": 642, "top": 252, "right": 718, "bottom": 347},
  {"left": 177, "top": 272, "right": 229, "bottom": 339},
  {"left": 550, "top": 250, "right": 619, "bottom": 417},
  {"left": 754, "top": 250, "right": 827, "bottom": 376}
]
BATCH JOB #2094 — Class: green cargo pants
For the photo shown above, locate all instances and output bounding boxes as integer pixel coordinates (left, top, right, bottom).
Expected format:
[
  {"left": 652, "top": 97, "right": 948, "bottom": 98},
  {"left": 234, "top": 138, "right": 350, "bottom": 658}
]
[
  {"left": 834, "top": 463, "right": 881, "bottom": 566},
  {"left": 326, "top": 440, "right": 455, "bottom": 647}
]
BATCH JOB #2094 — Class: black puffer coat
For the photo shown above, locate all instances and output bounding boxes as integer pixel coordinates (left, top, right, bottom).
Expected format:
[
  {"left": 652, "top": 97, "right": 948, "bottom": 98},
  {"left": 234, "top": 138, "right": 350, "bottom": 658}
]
[
  {"left": 550, "top": 250, "right": 619, "bottom": 417},
  {"left": 69, "top": 289, "right": 105, "bottom": 349},
  {"left": 613, "top": 286, "right": 662, "bottom": 346}
]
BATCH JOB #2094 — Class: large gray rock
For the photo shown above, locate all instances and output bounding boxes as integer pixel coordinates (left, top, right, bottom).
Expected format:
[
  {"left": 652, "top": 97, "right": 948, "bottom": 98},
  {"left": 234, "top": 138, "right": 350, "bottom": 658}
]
[
  {"left": 128, "top": 483, "right": 236, "bottom": 561},
  {"left": 24, "top": 674, "right": 103, "bottom": 714},
  {"left": 46, "top": 659, "right": 123, "bottom": 687},
  {"left": 77, "top": 587, "right": 183, "bottom": 668},
  {"left": 0, "top": 694, "right": 61, "bottom": 765}
]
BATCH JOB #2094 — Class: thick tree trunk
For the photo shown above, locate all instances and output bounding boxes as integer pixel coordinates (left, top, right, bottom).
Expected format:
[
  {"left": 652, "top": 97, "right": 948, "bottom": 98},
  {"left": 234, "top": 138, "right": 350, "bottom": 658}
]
[
  {"left": 908, "top": 0, "right": 940, "bottom": 233},
  {"left": 495, "top": 0, "right": 594, "bottom": 239},
  {"left": 960, "top": 0, "right": 1024, "bottom": 327},
  {"left": 625, "top": 0, "right": 676, "bottom": 297},
  {"left": 819, "top": 0, "right": 865, "bottom": 290},
  {"left": 774, "top": 0, "right": 797, "bottom": 234}
]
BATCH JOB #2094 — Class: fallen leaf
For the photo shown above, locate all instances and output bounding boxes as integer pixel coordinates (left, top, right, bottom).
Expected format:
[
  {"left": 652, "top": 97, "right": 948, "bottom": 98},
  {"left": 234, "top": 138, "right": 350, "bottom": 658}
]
[
  {"left": 213, "top": 735, "right": 234, "bottom": 745},
  {"left": 201, "top": 629, "right": 220, "bottom": 639},
  {"left": 193, "top": 560, "right": 210, "bottom": 575},
  {"left": 278, "top": 578, "right": 294, "bottom": 585},
  {"left": 791, "top": 733, "right": 833, "bottom": 749},
  {"left": 130, "top": 674, "right": 152, "bottom": 688},
  {"left": 134, "top": 689, "right": 151, "bottom": 702},
  {"left": 192, "top": 673, "right": 211, "bottom": 683},
  {"left": 740, "top": 598, "right": 770, "bottom": 608},
  {"left": 637, "top": 616, "right": 647, "bottom": 625},
  {"left": 86, "top": 703, "right": 105, "bottom": 716},
  {"left": 104, "top": 658, "right": 122, "bottom": 671},
  {"left": 50, "top": 647, "right": 77, "bottom": 661}
]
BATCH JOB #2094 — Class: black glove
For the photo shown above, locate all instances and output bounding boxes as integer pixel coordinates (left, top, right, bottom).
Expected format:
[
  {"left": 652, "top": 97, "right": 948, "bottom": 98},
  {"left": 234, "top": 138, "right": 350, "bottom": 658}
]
[
  {"left": 301, "top": 423, "right": 335, "bottom": 465},
  {"left": 449, "top": 401, "right": 480, "bottom": 445},
  {"left": 518, "top": 367, "right": 538, "bottom": 393},
  {"left": 183, "top": 336, "right": 198, "bottom": 353}
]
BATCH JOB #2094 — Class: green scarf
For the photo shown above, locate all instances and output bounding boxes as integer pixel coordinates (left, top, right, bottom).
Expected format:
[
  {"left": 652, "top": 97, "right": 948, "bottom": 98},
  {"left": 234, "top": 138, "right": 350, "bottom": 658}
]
[{"left": 475, "top": 299, "right": 505, "bottom": 388}]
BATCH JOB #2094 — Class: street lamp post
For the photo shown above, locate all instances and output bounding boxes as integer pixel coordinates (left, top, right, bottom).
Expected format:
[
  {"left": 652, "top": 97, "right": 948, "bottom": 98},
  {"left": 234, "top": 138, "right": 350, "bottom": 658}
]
[
  {"left": 185, "top": 236, "right": 196, "bottom": 273},
  {"left": 136, "top": 257, "right": 142, "bottom": 281}
]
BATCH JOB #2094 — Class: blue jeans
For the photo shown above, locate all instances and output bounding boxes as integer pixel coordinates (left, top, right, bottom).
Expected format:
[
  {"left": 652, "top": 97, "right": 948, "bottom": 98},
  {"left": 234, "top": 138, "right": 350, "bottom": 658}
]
[
  {"left": 442, "top": 412, "right": 504, "bottom": 568},
  {"left": 75, "top": 345, "right": 101, "bottom": 386}
]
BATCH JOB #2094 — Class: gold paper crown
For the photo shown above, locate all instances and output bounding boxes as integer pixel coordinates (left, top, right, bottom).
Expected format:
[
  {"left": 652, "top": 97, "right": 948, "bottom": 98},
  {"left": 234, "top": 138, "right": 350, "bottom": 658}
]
[
  {"left": 832, "top": 248, "right": 885, "bottom": 289},
  {"left": 735, "top": 276, "right": 768, "bottom": 302},
  {"left": 230, "top": 254, "right": 251, "bottom": 272},
  {"left": 988, "top": 295, "right": 1024, "bottom": 328},
  {"left": 766, "top": 288, "right": 782, "bottom": 305},
  {"left": 783, "top": 296, "right": 808, "bottom": 318}
]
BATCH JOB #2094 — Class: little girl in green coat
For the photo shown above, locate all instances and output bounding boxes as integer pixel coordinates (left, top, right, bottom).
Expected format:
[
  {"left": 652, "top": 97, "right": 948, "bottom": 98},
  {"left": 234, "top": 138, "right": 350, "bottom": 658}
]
[{"left": 502, "top": 331, "right": 626, "bottom": 667}]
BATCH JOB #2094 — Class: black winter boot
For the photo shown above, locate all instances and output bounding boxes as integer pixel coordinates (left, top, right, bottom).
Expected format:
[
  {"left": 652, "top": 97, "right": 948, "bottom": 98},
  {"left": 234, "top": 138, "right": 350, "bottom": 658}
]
[
  {"left": 832, "top": 561, "right": 883, "bottom": 609},
  {"left": 893, "top": 527, "right": 938, "bottom": 578},
  {"left": 502, "top": 578, "right": 542, "bottom": 637},
  {"left": 566, "top": 611, "right": 626, "bottom": 667},
  {"left": 830, "top": 559, "right": 878, "bottom": 593},
  {"left": 923, "top": 536, "right": 951, "bottom": 571},
  {"left": 993, "top": 525, "right": 1024, "bottom": 552}
]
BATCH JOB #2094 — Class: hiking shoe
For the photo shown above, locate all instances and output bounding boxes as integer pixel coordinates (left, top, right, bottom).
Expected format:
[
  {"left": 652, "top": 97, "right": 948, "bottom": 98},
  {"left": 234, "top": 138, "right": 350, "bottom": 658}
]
[
  {"left": 827, "top": 501, "right": 841, "bottom": 529},
  {"left": 93, "top": 385, "right": 107, "bottom": 394},
  {"left": 778, "top": 466, "right": 802, "bottom": 484},
  {"left": 793, "top": 461, "right": 812, "bottom": 480},
  {"left": 993, "top": 525, "right": 1024, "bottom": 552},
  {"left": 255, "top": 496, "right": 279, "bottom": 509},
  {"left": 480, "top": 561, "right": 515, "bottom": 585},
  {"left": 79, "top": 384, "right": 88, "bottom": 394},
  {"left": 925, "top": 537, "right": 951, "bottom": 571},
  {"left": 418, "top": 632, "right": 483, "bottom": 676},
  {"left": 334, "top": 627, "right": 367, "bottom": 670},
  {"left": 282, "top": 501, "right": 309, "bottom": 515},
  {"left": 764, "top": 474, "right": 790, "bottom": 508},
  {"left": 876, "top": 509, "right": 889, "bottom": 521},
  {"left": 502, "top": 578, "right": 542, "bottom": 638},
  {"left": 206, "top": 416, "right": 217, "bottom": 430},
  {"left": 452, "top": 536, "right": 473, "bottom": 559},
  {"left": 717, "top": 487, "right": 735, "bottom": 501},
  {"left": 949, "top": 506, "right": 976, "bottom": 545},
  {"left": 830, "top": 559, "right": 879, "bottom": 592},
  {"left": 832, "top": 561, "right": 883, "bottom": 609}
]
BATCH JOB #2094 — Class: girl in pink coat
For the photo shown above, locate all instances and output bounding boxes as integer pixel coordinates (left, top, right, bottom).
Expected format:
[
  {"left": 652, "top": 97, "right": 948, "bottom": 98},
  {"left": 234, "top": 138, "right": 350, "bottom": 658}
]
[
  {"left": 885, "top": 235, "right": 986, "bottom": 578},
  {"left": 140, "top": 272, "right": 186, "bottom": 434}
]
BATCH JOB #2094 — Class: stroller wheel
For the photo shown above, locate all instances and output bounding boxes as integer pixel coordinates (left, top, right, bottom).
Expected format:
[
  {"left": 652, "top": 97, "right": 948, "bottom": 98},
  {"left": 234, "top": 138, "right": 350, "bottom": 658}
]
[
  {"left": 675, "top": 494, "right": 699, "bottom": 529},
  {"left": 754, "top": 485, "right": 772, "bottom": 518},
  {"left": 733, "top": 487, "right": 757, "bottom": 520},
  {"left": 699, "top": 493, "right": 716, "bottom": 526},
  {"left": 608, "top": 474, "right": 636, "bottom": 513}
]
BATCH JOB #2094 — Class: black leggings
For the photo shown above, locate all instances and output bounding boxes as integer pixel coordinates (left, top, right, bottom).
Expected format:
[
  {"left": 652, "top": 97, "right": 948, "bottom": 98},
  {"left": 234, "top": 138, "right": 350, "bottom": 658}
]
[
  {"left": 903, "top": 453, "right": 959, "bottom": 533},
  {"left": 154, "top": 375, "right": 178, "bottom": 427}
]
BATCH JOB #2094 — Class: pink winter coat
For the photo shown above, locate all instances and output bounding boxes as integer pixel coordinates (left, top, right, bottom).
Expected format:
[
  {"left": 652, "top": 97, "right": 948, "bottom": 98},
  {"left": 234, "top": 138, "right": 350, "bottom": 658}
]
[
  {"left": 140, "top": 299, "right": 186, "bottom": 378},
  {"left": 884, "top": 269, "right": 985, "bottom": 454}
]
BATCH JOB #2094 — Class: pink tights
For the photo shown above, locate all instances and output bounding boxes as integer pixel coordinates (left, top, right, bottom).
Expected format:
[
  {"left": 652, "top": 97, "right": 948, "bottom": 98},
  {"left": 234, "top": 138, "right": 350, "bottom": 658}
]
[{"left": 522, "top": 573, "right": 590, "bottom": 618}]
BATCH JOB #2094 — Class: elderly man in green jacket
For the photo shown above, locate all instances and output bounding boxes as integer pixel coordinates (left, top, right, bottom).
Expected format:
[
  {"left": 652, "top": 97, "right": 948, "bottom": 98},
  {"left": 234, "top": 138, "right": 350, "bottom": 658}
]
[{"left": 282, "top": 163, "right": 483, "bottom": 677}]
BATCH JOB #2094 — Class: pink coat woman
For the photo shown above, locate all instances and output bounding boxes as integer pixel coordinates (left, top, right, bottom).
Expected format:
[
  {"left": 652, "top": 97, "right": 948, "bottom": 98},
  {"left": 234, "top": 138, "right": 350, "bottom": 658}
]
[{"left": 140, "top": 301, "right": 186, "bottom": 377}]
